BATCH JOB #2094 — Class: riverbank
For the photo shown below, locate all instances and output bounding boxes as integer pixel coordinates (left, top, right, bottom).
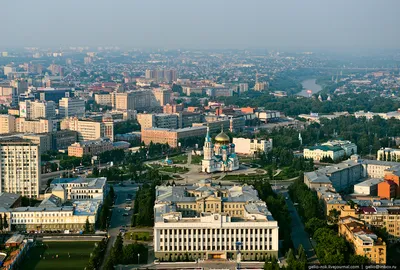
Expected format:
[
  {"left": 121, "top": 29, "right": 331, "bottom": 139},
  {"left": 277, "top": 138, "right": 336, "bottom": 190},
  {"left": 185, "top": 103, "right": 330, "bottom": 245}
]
[{"left": 297, "top": 79, "right": 322, "bottom": 97}]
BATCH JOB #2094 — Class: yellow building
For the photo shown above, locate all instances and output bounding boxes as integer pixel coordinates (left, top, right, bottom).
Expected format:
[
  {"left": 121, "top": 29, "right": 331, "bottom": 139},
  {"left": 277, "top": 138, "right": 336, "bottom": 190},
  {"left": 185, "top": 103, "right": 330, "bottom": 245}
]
[{"left": 339, "top": 216, "right": 386, "bottom": 264}]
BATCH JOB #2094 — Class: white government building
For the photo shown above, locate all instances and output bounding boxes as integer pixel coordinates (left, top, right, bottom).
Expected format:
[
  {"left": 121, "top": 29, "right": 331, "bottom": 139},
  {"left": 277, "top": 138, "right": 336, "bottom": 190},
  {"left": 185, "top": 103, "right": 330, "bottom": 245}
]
[
  {"left": 232, "top": 138, "right": 273, "bottom": 155},
  {"left": 153, "top": 180, "right": 279, "bottom": 261},
  {"left": 303, "top": 140, "right": 357, "bottom": 162}
]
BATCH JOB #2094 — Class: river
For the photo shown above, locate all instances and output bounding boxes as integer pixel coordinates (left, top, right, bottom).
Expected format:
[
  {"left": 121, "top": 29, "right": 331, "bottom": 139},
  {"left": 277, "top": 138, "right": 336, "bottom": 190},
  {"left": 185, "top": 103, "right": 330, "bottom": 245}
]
[{"left": 298, "top": 78, "right": 322, "bottom": 97}]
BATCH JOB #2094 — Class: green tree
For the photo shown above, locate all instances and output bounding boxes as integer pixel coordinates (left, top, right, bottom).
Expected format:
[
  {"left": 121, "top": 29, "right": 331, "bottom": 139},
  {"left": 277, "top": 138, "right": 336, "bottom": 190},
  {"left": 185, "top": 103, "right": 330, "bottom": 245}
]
[
  {"left": 112, "top": 233, "right": 124, "bottom": 264},
  {"left": 84, "top": 217, "right": 92, "bottom": 234},
  {"left": 349, "top": 254, "right": 369, "bottom": 265},
  {"left": 3, "top": 214, "right": 8, "bottom": 230},
  {"left": 285, "top": 248, "right": 295, "bottom": 266},
  {"left": 305, "top": 218, "right": 327, "bottom": 235},
  {"left": 0, "top": 214, "right": 3, "bottom": 231},
  {"left": 297, "top": 244, "right": 307, "bottom": 263}
]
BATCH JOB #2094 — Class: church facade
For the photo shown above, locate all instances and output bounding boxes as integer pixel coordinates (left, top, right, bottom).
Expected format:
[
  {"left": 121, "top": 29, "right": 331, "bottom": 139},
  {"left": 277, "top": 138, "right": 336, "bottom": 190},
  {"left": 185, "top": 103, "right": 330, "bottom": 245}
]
[{"left": 202, "top": 127, "right": 239, "bottom": 173}]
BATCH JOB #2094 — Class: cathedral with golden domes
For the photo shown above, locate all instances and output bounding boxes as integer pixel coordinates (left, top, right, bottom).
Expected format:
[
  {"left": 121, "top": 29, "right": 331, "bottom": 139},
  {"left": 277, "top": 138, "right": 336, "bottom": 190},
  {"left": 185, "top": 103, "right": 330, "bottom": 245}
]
[{"left": 201, "top": 126, "right": 240, "bottom": 173}]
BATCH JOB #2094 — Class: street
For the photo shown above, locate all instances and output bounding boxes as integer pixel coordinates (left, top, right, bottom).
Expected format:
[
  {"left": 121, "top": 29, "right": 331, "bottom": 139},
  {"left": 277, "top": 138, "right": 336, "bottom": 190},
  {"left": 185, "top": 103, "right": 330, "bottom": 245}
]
[
  {"left": 100, "top": 182, "right": 139, "bottom": 269},
  {"left": 279, "top": 190, "right": 319, "bottom": 264}
]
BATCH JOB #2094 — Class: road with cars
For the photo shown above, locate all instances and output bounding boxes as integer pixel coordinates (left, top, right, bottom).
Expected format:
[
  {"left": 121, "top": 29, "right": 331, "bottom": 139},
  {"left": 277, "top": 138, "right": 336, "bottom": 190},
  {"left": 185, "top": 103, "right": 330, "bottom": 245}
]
[{"left": 100, "top": 181, "right": 139, "bottom": 269}]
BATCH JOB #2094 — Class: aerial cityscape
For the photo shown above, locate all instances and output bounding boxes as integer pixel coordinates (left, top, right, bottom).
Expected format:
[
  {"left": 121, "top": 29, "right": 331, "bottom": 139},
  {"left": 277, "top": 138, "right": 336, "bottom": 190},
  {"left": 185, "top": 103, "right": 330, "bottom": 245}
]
[{"left": 0, "top": 1, "right": 400, "bottom": 269}]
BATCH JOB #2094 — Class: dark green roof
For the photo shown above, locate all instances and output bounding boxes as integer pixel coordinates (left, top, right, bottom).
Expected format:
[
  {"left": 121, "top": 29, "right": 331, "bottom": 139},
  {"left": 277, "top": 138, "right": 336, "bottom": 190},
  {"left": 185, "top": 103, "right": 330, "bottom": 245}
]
[{"left": 307, "top": 145, "right": 343, "bottom": 152}]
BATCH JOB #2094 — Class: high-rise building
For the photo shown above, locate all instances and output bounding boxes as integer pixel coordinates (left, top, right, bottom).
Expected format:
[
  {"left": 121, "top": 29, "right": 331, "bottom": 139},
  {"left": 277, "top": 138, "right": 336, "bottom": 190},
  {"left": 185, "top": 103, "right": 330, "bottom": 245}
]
[
  {"left": 154, "top": 180, "right": 279, "bottom": 261},
  {"left": 19, "top": 100, "right": 56, "bottom": 120},
  {"left": 0, "top": 138, "right": 41, "bottom": 198},
  {"left": 0, "top": 115, "right": 16, "bottom": 134},
  {"left": 145, "top": 69, "right": 177, "bottom": 83},
  {"left": 59, "top": 97, "right": 85, "bottom": 118},
  {"left": 239, "top": 83, "right": 248, "bottom": 93},
  {"left": 61, "top": 118, "right": 114, "bottom": 141},
  {"left": 11, "top": 79, "right": 28, "bottom": 94}
]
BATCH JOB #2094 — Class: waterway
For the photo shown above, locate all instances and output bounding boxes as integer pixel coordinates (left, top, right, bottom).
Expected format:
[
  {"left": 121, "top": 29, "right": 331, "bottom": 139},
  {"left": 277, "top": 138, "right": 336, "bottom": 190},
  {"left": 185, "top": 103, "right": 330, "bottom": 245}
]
[{"left": 298, "top": 78, "right": 322, "bottom": 97}]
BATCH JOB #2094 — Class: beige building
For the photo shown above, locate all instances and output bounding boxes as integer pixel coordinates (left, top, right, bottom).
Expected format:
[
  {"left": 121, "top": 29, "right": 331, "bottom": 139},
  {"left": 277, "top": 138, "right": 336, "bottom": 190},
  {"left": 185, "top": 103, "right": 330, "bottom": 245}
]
[
  {"left": 339, "top": 216, "right": 386, "bottom": 264},
  {"left": 137, "top": 113, "right": 178, "bottom": 129},
  {"left": 16, "top": 118, "right": 56, "bottom": 133},
  {"left": 377, "top": 148, "right": 400, "bottom": 162},
  {"left": 154, "top": 180, "right": 279, "bottom": 261},
  {"left": 68, "top": 138, "right": 113, "bottom": 157},
  {"left": 340, "top": 205, "right": 400, "bottom": 242},
  {"left": 141, "top": 126, "right": 207, "bottom": 147},
  {"left": 152, "top": 88, "right": 171, "bottom": 106},
  {"left": 22, "top": 134, "right": 52, "bottom": 154},
  {"left": 0, "top": 138, "right": 41, "bottom": 198},
  {"left": 112, "top": 90, "right": 152, "bottom": 111},
  {"left": 61, "top": 118, "right": 113, "bottom": 141},
  {"left": 19, "top": 100, "right": 56, "bottom": 120},
  {"left": 94, "top": 93, "right": 112, "bottom": 105},
  {"left": 0, "top": 115, "right": 16, "bottom": 134},
  {"left": 0, "top": 200, "right": 100, "bottom": 232},
  {"left": 59, "top": 97, "right": 85, "bottom": 118}
]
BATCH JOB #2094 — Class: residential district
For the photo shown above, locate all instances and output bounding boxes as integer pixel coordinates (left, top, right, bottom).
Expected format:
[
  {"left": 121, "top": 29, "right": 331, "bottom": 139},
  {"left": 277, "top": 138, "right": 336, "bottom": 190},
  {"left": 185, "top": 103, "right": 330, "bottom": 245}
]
[{"left": 0, "top": 48, "right": 400, "bottom": 270}]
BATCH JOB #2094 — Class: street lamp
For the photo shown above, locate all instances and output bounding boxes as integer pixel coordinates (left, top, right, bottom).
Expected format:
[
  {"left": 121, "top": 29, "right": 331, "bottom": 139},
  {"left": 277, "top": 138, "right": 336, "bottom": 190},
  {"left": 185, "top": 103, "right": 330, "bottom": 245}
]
[{"left": 137, "top": 253, "right": 140, "bottom": 264}]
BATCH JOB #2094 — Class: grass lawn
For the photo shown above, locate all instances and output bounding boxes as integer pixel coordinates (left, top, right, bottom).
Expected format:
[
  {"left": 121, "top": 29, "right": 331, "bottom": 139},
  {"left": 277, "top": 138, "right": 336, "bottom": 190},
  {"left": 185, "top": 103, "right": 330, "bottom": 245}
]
[
  {"left": 170, "top": 154, "right": 187, "bottom": 164},
  {"left": 124, "top": 231, "right": 152, "bottom": 241},
  {"left": 158, "top": 166, "right": 189, "bottom": 173},
  {"left": 21, "top": 241, "right": 97, "bottom": 270},
  {"left": 191, "top": 155, "right": 203, "bottom": 164}
]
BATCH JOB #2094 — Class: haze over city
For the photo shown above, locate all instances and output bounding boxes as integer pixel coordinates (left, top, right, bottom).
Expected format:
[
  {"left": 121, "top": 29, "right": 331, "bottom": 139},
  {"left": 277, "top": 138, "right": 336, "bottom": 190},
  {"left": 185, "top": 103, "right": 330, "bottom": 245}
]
[
  {"left": 2, "top": 1, "right": 400, "bottom": 269},
  {"left": 2, "top": 0, "right": 400, "bottom": 51}
]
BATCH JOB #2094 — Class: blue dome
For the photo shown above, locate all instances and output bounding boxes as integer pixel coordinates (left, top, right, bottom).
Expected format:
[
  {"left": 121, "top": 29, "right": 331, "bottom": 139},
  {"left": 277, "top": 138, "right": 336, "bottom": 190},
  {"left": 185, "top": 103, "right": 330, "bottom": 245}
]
[{"left": 231, "top": 143, "right": 235, "bottom": 147}]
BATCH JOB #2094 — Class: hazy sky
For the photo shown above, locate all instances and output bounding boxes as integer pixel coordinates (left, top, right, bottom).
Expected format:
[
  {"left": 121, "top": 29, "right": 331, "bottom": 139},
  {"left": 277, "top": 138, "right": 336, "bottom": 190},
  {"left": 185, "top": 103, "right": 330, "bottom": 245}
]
[{"left": 2, "top": 0, "right": 399, "bottom": 50}]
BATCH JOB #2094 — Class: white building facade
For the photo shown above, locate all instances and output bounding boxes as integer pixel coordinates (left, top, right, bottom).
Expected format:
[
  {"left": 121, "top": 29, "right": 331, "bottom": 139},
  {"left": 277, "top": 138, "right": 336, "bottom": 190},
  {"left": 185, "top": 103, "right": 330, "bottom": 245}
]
[
  {"left": 153, "top": 181, "right": 279, "bottom": 261},
  {"left": 59, "top": 97, "right": 85, "bottom": 118},
  {"left": 233, "top": 138, "right": 273, "bottom": 155}
]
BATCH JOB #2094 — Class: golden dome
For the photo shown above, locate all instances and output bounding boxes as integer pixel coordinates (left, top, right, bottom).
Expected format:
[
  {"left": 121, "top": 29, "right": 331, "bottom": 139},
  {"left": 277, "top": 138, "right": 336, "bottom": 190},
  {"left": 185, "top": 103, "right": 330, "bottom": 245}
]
[{"left": 215, "top": 131, "right": 230, "bottom": 143}]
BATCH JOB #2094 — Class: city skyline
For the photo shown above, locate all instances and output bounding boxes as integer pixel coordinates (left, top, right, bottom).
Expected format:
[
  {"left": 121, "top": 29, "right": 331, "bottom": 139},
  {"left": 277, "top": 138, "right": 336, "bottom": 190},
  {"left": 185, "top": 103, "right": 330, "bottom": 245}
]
[{"left": 2, "top": 0, "right": 400, "bottom": 51}]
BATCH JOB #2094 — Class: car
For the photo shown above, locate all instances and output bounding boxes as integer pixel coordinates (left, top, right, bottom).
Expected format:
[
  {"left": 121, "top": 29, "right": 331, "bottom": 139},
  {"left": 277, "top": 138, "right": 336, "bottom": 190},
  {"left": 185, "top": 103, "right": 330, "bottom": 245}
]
[
  {"left": 122, "top": 213, "right": 129, "bottom": 216},
  {"left": 119, "top": 228, "right": 127, "bottom": 232},
  {"left": 285, "top": 197, "right": 289, "bottom": 200},
  {"left": 125, "top": 206, "right": 132, "bottom": 210}
]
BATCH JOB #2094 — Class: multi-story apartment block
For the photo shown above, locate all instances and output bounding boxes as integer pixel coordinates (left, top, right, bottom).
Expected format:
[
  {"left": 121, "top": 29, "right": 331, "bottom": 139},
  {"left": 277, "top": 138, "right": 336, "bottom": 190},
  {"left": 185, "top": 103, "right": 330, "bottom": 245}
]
[
  {"left": 19, "top": 100, "right": 56, "bottom": 120},
  {"left": 153, "top": 89, "right": 172, "bottom": 106},
  {"left": 16, "top": 118, "right": 56, "bottom": 133},
  {"left": 339, "top": 216, "right": 386, "bottom": 264},
  {"left": 340, "top": 205, "right": 400, "bottom": 242},
  {"left": 22, "top": 134, "right": 52, "bottom": 154},
  {"left": 58, "top": 97, "right": 85, "bottom": 118},
  {"left": 141, "top": 126, "right": 207, "bottom": 147},
  {"left": 137, "top": 113, "right": 178, "bottom": 129},
  {"left": 154, "top": 180, "right": 279, "bottom": 261},
  {"left": 145, "top": 69, "right": 177, "bottom": 83},
  {"left": 68, "top": 138, "right": 113, "bottom": 157},
  {"left": 49, "top": 130, "right": 78, "bottom": 150},
  {"left": 0, "top": 138, "right": 40, "bottom": 198},
  {"left": 0, "top": 115, "right": 16, "bottom": 134},
  {"left": 94, "top": 93, "right": 112, "bottom": 106},
  {"left": 60, "top": 118, "right": 113, "bottom": 141},
  {"left": 233, "top": 138, "right": 273, "bottom": 155}
]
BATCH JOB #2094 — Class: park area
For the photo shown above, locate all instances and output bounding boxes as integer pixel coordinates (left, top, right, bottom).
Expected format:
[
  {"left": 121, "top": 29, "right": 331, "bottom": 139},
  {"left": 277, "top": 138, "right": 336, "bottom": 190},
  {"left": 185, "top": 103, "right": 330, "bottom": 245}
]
[{"left": 20, "top": 241, "right": 97, "bottom": 270}]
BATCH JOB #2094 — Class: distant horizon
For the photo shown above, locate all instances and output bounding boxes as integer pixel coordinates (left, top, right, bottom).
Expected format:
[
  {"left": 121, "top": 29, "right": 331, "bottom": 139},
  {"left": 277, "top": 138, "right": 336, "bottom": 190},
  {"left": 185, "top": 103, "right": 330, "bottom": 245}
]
[{"left": 2, "top": 0, "right": 400, "bottom": 51}]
